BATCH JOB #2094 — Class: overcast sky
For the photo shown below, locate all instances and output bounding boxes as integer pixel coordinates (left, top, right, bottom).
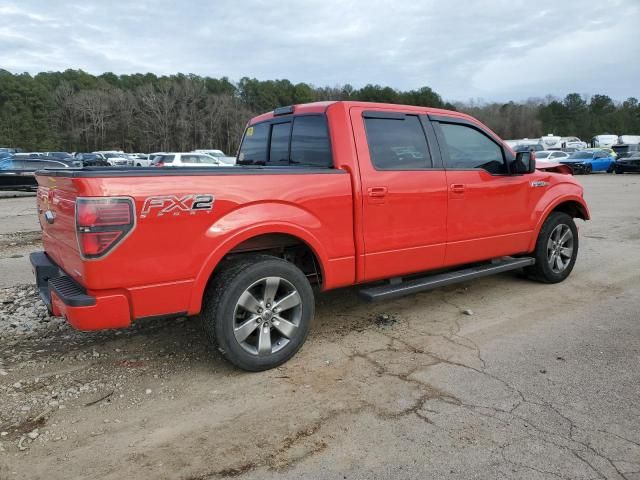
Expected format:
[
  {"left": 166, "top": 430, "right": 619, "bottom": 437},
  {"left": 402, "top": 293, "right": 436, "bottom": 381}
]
[{"left": 1, "top": 0, "right": 639, "bottom": 102}]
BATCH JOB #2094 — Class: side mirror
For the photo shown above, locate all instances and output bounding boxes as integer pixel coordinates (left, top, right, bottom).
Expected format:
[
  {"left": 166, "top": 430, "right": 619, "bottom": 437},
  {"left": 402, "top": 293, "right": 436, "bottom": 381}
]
[{"left": 511, "top": 151, "right": 536, "bottom": 174}]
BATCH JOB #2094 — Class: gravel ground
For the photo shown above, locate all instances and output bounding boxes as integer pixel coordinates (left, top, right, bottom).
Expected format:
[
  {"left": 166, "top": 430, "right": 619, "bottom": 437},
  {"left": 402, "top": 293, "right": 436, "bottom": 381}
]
[{"left": 0, "top": 175, "right": 639, "bottom": 480}]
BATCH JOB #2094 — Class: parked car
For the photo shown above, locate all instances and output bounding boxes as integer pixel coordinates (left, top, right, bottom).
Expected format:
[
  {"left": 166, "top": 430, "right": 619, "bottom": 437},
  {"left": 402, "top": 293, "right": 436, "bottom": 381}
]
[
  {"left": 612, "top": 143, "right": 640, "bottom": 161},
  {"left": 559, "top": 150, "right": 616, "bottom": 174},
  {"left": 93, "top": 151, "right": 133, "bottom": 167},
  {"left": 44, "top": 152, "right": 74, "bottom": 161},
  {"left": 535, "top": 151, "right": 570, "bottom": 162},
  {"left": 130, "top": 153, "right": 152, "bottom": 167},
  {"left": 614, "top": 152, "right": 640, "bottom": 174},
  {"left": 75, "top": 153, "right": 110, "bottom": 167},
  {"left": 31, "top": 101, "right": 590, "bottom": 371},
  {"left": 194, "top": 149, "right": 236, "bottom": 165},
  {"left": 0, "top": 155, "right": 78, "bottom": 190},
  {"left": 151, "top": 152, "right": 223, "bottom": 167}
]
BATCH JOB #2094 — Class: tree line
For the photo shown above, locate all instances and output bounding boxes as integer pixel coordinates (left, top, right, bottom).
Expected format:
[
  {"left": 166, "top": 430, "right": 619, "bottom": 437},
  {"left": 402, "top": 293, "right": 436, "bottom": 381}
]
[{"left": 0, "top": 69, "right": 638, "bottom": 153}]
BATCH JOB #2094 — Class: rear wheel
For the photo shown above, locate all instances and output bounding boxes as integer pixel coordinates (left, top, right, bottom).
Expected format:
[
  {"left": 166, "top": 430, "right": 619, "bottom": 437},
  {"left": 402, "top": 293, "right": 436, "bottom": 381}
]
[
  {"left": 606, "top": 163, "right": 615, "bottom": 173},
  {"left": 200, "top": 255, "right": 314, "bottom": 371},
  {"left": 525, "top": 212, "right": 578, "bottom": 283}
]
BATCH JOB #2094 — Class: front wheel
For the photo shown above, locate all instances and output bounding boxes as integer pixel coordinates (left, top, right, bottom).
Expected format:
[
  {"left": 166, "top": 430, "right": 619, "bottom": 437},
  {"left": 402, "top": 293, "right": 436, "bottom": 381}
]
[
  {"left": 525, "top": 212, "right": 579, "bottom": 283},
  {"left": 201, "top": 255, "right": 314, "bottom": 371},
  {"left": 584, "top": 164, "right": 592, "bottom": 174}
]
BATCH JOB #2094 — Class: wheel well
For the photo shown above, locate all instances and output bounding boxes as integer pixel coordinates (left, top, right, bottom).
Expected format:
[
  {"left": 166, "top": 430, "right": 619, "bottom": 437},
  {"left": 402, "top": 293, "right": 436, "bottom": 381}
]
[
  {"left": 219, "top": 233, "right": 323, "bottom": 286},
  {"left": 551, "top": 200, "right": 589, "bottom": 221}
]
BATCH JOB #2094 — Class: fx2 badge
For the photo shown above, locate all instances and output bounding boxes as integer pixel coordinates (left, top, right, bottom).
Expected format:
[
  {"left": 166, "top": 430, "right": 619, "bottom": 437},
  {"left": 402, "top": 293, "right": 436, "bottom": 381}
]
[{"left": 141, "top": 194, "right": 214, "bottom": 218}]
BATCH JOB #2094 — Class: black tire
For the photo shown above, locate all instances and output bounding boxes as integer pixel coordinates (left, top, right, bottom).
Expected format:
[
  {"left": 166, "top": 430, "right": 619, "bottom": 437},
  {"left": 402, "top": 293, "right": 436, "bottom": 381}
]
[
  {"left": 614, "top": 166, "right": 624, "bottom": 174},
  {"left": 525, "top": 212, "right": 579, "bottom": 283},
  {"left": 200, "top": 254, "right": 314, "bottom": 371},
  {"left": 584, "top": 164, "right": 592, "bottom": 174},
  {"left": 606, "top": 164, "right": 615, "bottom": 173}
]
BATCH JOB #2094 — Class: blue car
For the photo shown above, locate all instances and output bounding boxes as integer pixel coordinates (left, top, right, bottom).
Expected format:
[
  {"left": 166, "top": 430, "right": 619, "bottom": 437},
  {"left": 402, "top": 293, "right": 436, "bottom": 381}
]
[{"left": 559, "top": 150, "right": 615, "bottom": 174}]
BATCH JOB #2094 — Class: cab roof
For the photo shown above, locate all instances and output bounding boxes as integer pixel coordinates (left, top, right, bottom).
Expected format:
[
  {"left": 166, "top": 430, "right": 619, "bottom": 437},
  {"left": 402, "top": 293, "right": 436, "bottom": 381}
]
[{"left": 248, "top": 101, "right": 472, "bottom": 125}]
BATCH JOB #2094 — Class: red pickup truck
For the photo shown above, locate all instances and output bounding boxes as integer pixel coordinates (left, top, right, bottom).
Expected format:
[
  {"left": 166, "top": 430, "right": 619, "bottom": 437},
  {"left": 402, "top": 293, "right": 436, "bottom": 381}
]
[{"left": 31, "top": 101, "right": 589, "bottom": 371}]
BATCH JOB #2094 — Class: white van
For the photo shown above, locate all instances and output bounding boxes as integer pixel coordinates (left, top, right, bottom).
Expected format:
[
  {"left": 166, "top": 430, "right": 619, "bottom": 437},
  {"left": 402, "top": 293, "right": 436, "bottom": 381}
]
[
  {"left": 538, "top": 134, "right": 562, "bottom": 150},
  {"left": 591, "top": 135, "right": 618, "bottom": 148}
]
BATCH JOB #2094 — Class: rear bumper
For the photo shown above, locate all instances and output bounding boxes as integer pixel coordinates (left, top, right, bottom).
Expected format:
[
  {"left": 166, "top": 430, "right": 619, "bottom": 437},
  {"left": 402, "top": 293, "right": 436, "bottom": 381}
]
[{"left": 30, "top": 251, "right": 131, "bottom": 330}]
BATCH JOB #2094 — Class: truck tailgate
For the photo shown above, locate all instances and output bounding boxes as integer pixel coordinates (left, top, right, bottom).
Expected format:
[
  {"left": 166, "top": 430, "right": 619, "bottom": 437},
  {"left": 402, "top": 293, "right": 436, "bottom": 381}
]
[{"left": 36, "top": 176, "right": 84, "bottom": 284}]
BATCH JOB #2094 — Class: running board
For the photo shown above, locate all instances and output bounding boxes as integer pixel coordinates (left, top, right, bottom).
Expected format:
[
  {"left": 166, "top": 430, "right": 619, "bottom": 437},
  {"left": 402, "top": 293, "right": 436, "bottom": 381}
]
[{"left": 359, "top": 257, "right": 535, "bottom": 302}]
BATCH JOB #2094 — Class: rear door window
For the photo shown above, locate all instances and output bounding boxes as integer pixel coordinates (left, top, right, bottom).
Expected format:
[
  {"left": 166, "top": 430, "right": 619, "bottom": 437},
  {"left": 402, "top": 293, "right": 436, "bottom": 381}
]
[
  {"left": 290, "top": 116, "right": 332, "bottom": 167},
  {"left": 364, "top": 115, "right": 431, "bottom": 170}
]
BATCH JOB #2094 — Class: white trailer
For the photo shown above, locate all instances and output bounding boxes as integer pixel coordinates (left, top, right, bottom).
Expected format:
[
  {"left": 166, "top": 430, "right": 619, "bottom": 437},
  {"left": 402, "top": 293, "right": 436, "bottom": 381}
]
[
  {"left": 618, "top": 135, "right": 640, "bottom": 145},
  {"left": 591, "top": 135, "right": 618, "bottom": 148}
]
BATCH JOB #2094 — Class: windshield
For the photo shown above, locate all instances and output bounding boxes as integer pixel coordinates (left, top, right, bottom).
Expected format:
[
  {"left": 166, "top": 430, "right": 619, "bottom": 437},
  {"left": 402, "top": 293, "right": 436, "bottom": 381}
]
[
  {"left": 104, "top": 153, "right": 125, "bottom": 158},
  {"left": 569, "top": 152, "right": 593, "bottom": 159}
]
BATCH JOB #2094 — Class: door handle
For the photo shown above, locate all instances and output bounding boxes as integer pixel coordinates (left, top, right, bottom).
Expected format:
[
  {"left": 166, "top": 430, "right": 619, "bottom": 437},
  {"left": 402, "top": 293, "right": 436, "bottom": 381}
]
[
  {"left": 451, "top": 184, "right": 465, "bottom": 193},
  {"left": 367, "top": 186, "right": 388, "bottom": 198}
]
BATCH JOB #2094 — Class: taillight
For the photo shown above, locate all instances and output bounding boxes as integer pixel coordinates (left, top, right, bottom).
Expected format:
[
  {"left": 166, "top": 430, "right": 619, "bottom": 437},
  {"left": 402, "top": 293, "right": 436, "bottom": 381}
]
[{"left": 76, "top": 198, "right": 134, "bottom": 259}]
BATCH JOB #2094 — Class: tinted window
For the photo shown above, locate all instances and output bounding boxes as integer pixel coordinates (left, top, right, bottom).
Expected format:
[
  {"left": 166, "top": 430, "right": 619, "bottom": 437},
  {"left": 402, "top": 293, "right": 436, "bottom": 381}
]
[
  {"left": 153, "top": 155, "right": 175, "bottom": 164},
  {"left": 612, "top": 145, "right": 628, "bottom": 154},
  {"left": 364, "top": 115, "right": 430, "bottom": 170},
  {"left": 291, "top": 116, "right": 332, "bottom": 167},
  {"left": 269, "top": 122, "right": 291, "bottom": 165},
  {"left": 439, "top": 123, "right": 506, "bottom": 174},
  {"left": 238, "top": 123, "right": 269, "bottom": 165}
]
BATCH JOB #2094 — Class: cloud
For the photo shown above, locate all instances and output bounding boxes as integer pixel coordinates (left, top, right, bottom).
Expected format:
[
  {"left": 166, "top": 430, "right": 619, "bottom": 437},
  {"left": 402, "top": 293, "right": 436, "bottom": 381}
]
[{"left": 0, "top": 0, "right": 638, "bottom": 102}]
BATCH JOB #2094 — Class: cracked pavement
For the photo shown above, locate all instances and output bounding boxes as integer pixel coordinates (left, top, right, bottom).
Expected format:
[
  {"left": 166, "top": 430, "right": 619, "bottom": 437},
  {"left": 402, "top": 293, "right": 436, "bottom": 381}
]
[{"left": 0, "top": 175, "right": 639, "bottom": 479}]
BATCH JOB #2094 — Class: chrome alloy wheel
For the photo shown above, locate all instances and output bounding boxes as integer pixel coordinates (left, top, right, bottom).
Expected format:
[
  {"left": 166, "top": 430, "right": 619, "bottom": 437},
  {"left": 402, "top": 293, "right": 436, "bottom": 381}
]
[
  {"left": 232, "top": 277, "right": 303, "bottom": 356},
  {"left": 547, "top": 224, "right": 574, "bottom": 274}
]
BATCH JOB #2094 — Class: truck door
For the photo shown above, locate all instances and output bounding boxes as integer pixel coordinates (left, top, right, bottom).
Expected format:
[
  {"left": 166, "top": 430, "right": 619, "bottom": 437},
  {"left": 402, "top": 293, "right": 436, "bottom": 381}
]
[
  {"left": 350, "top": 107, "right": 448, "bottom": 281},
  {"left": 430, "top": 116, "right": 533, "bottom": 266}
]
